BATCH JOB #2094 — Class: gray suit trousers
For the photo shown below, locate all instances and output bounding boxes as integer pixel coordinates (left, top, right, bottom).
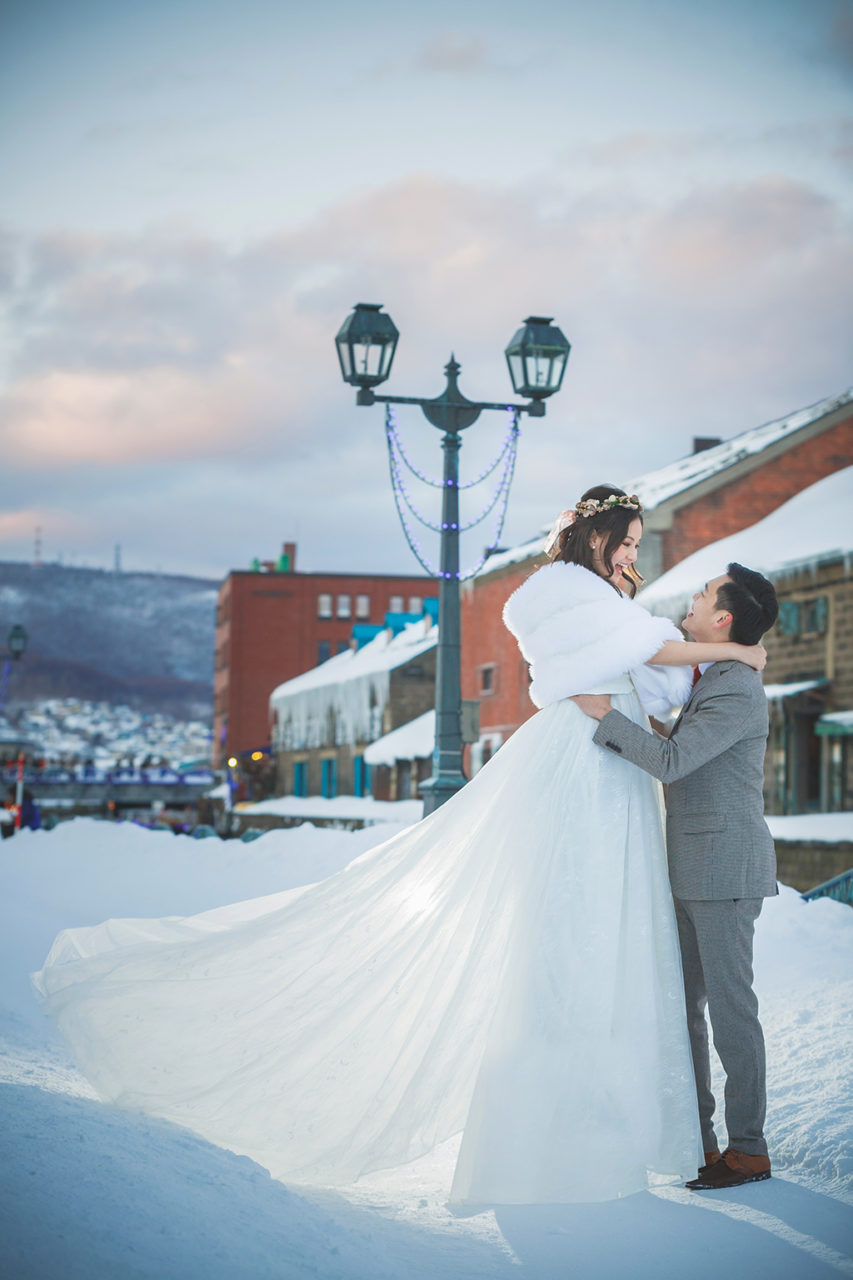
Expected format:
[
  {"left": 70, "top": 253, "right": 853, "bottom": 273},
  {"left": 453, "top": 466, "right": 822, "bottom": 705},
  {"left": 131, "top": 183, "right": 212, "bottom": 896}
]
[{"left": 675, "top": 897, "right": 768, "bottom": 1157}]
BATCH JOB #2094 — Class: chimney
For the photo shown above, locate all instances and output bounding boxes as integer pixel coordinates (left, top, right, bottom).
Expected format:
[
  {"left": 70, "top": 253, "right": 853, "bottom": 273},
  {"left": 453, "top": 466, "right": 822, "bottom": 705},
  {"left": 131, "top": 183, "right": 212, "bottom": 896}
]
[
  {"left": 280, "top": 541, "right": 297, "bottom": 573},
  {"left": 692, "top": 436, "right": 722, "bottom": 454}
]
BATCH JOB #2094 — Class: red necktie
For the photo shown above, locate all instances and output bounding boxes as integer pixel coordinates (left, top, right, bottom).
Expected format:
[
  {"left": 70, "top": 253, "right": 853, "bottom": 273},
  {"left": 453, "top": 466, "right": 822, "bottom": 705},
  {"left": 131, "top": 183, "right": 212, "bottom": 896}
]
[{"left": 691, "top": 666, "right": 702, "bottom": 689}]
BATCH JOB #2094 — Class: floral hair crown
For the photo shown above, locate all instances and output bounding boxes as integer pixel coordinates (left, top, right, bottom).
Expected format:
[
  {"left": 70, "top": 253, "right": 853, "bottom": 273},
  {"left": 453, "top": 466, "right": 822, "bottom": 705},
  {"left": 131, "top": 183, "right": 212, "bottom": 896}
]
[
  {"left": 543, "top": 493, "right": 643, "bottom": 556},
  {"left": 575, "top": 493, "right": 643, "bottom": 519}
]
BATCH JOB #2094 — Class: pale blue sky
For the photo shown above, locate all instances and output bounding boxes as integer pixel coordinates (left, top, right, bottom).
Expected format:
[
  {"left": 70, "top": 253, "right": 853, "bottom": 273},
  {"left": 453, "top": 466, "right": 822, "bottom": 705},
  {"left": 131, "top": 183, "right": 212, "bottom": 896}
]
[{"left": 0, "top": 0, "right": 851, "bottom": 577}]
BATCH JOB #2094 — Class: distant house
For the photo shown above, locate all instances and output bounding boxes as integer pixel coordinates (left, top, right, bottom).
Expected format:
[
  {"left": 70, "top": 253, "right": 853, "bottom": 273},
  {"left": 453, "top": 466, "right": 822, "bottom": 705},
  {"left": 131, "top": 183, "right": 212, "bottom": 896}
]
[
  {"left": 641, "top": 466, "right": 853, "bottom": 815},
  {"left": 269, "top": 617, "right": 437, "bottom": 800},
  {"left": 213, "top": 540, "right": 434, "bottom": 768},
  {"left": 461, "top": 389, "right": 853, "bottom": 759}
]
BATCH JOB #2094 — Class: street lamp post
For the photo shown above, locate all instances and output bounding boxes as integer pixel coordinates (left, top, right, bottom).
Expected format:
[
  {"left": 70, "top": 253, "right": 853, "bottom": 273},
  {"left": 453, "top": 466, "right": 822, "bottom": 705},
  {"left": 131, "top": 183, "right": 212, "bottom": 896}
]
[
  {"left": 0, "top": 624, "right": 28, "bottom": 830},
  {"left": 336, "top": 305, "right": 570, "bottom": 814},
  {"left": 0, "top": 624, "right": 28, "bottom": 715}
]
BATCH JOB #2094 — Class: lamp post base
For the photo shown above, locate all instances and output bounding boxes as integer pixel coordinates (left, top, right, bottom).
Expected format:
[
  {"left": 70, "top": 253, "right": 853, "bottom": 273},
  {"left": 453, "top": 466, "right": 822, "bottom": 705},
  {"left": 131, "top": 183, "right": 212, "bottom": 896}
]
[{"left": 420, "top": 770, "right": 467, "bottom": 816}]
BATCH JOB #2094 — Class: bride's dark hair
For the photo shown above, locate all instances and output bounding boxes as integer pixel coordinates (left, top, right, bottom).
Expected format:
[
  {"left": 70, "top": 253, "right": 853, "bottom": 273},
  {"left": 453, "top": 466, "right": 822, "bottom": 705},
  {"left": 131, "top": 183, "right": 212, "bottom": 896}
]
[{"left": 550, "top": 484, "right": 644, "bottom": 597}]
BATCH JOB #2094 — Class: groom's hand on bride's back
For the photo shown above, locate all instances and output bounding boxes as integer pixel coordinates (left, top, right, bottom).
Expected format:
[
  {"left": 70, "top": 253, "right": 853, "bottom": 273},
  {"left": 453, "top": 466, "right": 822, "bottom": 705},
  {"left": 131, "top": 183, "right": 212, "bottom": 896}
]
[{"left": 571, "top": 694, "right": 613, "bottom": 721}]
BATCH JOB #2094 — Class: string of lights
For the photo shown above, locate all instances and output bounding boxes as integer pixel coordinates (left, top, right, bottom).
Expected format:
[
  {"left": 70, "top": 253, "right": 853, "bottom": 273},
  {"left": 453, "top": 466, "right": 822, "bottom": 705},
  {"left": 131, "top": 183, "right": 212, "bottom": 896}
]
[
  {"left": 385, "top": 405, "right": 518, "bottom": 489},
  {"left": 384, "top": 405, "right": 520, "bottom": 580},
  {"left": 387, "top": 427, "right": 517, "bottom": 533}
]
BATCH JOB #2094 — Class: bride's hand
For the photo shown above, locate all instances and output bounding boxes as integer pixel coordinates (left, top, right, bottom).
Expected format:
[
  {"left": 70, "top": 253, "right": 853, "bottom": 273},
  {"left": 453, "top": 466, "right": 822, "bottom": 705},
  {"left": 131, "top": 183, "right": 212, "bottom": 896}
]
[{"left": 730, "top": 643, "right": 767, "bottom": 671}]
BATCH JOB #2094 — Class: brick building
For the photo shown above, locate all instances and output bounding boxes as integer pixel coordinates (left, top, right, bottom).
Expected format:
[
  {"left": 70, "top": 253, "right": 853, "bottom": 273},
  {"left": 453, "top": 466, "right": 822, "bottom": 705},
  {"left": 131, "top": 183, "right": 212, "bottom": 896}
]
[
  {"left": 461, "top": 389, "right": 853, "bottom": 758},
  {"left": 213, "top": 543, "right": 434, "bottom": 767},
  {"left": 269, "top": 618, "right": 436, "bottom": 799},
  {"left": 640, "top": 465, "right": 853, "bottom": 814}
]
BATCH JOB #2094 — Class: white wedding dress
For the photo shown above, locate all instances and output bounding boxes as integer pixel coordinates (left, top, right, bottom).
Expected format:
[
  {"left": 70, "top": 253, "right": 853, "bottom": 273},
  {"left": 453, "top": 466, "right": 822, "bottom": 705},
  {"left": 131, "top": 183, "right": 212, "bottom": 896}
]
[{"left": 34, "top": 687, "right": 702, "bottom": 1204}]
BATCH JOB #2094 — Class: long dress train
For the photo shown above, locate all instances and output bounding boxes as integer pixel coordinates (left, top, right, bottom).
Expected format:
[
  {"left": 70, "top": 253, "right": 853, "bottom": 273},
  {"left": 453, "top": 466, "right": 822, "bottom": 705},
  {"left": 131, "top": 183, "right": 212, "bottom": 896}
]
[{"left": 34, "top": 688, "right": 701, "bottom": 1203}]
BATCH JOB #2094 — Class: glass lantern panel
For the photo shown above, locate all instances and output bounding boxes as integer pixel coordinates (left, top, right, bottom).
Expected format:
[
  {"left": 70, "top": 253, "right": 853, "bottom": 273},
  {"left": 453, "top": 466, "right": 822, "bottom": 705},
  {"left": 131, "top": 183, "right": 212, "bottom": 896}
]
[
  {"left": 523, "top": 352, "right": 549, "bottom": 391},
  {"left": 507, "top": 351, "right": 525, "bottom": 392},
  {"left": 378, "top": 341, "right": 395, "bottom": 379},
  {"left": 550, "top": 350, "right": 568, "bottom": 389},
  {"left": 353, "top": 340, "right": 389, "bottom": 380},
  {"left": 524, "top": 349, "right": 567, "bottom": 392},
  {"left": 337, "top": 340, "right": 353, "bottom": 379}
]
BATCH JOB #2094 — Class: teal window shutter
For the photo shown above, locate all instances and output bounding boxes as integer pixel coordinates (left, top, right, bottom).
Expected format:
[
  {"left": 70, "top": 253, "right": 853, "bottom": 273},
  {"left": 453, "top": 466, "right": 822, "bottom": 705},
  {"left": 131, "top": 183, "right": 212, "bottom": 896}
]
[
  {"left": 777, "top": 601, "right": 800, "bottom": 636},
  {"left": 815, "top": 596, "right": 828, "bottom": 634}
]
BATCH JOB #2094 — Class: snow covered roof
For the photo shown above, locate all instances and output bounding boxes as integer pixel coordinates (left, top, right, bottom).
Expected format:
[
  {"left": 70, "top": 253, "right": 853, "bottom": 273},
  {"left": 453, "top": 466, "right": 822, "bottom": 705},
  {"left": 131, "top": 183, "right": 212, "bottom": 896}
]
[
  {"left": 471, "top": 535, "right": 545, "bottom": 578},
  {"left": 364, "top": 711, "right": 435, "bottom": 766},
  {"left": 475, "top": 389, "right": 851, "bottom": 580},
  {"left": 764, "top": 680, "right": 825, "bottom": 700},
  {"left": 270, "top": 618, "right": 436, "bottom": 702},
  {"left": 639, "top": 466, "right": 853, "bottom": 616},
  {"left": 816, "top": 711, "right": 853, "bottom": 736},
  {"left": 270, "top": 619, "right": 436, "bottom": 749},
  {"left": 627, "top": 389, "right": 851, "bottom": 511}
]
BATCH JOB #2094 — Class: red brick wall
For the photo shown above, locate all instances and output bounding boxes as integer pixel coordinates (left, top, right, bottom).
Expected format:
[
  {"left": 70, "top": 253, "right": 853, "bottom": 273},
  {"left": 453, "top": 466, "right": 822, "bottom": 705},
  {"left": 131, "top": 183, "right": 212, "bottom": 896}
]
[
  {"left": 461, "top": 559, "right": 543, "bottom": 741},
  {"left": 661, "top": 416, "right": 853, "bottom": 569},
  {"left": 213, "top": 570, "right": 434, "bottom": 765}
]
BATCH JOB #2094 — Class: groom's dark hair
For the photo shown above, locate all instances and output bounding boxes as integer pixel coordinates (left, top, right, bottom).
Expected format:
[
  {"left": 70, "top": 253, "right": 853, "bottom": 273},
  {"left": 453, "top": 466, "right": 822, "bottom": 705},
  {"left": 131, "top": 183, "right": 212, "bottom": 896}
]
[{"left": 716, "top": 563, "right": 778, "bottom": 645}]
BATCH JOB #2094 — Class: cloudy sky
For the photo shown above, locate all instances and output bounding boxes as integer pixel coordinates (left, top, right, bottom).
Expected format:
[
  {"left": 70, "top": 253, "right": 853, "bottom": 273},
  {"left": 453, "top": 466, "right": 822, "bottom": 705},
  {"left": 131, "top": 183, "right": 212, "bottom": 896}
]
[{"left": 1, "top": 0, "right": 851, "bottom": 582}]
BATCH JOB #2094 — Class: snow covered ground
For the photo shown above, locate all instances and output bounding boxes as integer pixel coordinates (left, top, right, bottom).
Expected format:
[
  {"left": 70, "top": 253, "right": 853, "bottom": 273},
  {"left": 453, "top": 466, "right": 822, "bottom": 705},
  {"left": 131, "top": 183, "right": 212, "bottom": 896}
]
[
  {"left": 238, "top": 793, "right": 424, "bottom": 825},
  {"left": 2, "top": 818, "right": 852, "bottom": 1279}
]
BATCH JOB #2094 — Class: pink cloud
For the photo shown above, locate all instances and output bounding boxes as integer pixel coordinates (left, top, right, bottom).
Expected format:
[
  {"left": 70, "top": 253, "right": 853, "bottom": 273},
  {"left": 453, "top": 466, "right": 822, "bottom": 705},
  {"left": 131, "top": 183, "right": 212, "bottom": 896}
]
[{"left": 1, "top": 168, "right": 850, "bottom": 493}]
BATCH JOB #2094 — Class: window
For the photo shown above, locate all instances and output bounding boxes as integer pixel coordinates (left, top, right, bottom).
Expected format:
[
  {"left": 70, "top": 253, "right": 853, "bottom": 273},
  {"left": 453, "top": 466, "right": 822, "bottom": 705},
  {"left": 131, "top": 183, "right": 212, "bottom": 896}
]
[
  {"left": 408, "top": 596, "right": 422, "bottom": 614},
  {"left": 337, "top": 639, "right": 350, "bottom": 655},
  {"left": 337, "top": 593, "right": 351, "bottom": 619},
  {"left": 317, "top": 593, "right": 332, "bottom": 619},
  {"left": 317, "top": 641, "right": 331, "bottom": 664},
  {"left": 479, "top": 664, "right": 497, "bottom": 695},
  {"left": 321, "top": 757, "right": 338, "bottom": 799},
  {"left": 777, "top": 596, "right": 828, "bottom": 637},
  {"left": 293, "top": 761, "right": 307, "bottom": 797},
  {"left": 389, "top": 595, "right": 404, "bottom": 613},
  {"left": 353, "top": 756, "right": 370, "bottom": 798},
  {"left": 802, "top": 597, "right": 828, "bottom": 635},
  {"left": 356, "top": 594, "right": 370, "bottom": 619}
]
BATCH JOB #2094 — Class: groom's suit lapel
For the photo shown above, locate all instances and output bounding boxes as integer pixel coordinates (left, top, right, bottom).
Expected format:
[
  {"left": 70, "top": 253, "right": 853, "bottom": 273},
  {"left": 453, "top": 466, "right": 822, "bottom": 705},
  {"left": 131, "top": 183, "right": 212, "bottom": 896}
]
[
  {"left": 670, "top": 659, "right": 736, "bottom": 738},
  {"left": 670, "top": 683, "right": 701, "bottom": 738}
]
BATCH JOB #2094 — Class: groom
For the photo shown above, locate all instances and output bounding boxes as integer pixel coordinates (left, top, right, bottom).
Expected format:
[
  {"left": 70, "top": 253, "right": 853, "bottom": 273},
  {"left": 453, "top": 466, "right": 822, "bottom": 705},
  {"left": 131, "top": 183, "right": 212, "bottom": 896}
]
[{"left": 572, "top": 562, "right": 779, "bottom": 1190}]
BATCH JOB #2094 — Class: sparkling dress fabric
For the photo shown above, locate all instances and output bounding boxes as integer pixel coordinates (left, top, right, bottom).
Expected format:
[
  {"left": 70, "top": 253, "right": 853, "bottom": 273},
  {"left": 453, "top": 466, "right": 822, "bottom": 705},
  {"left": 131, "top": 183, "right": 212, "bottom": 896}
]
[{"left": 34, "top": 691, "right": 701, "bottom": 1204}]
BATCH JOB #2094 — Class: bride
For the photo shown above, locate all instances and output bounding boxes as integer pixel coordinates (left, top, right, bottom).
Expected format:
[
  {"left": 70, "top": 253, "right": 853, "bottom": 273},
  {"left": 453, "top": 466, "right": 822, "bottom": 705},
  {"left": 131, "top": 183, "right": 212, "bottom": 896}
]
[{"left": 34, "top": 485, "right": 766, "bottom": 1204}]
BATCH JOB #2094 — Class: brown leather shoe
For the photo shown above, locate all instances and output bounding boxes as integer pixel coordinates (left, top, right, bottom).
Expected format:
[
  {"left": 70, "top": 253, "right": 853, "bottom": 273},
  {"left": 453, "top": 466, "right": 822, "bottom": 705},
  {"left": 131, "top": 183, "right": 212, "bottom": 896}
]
[
  {"left": 687, "top": 1148, "right": 771, "bottom": 1190},
  {"left": 696, "top": 1149, "right": 722, "bottom": 1177}
]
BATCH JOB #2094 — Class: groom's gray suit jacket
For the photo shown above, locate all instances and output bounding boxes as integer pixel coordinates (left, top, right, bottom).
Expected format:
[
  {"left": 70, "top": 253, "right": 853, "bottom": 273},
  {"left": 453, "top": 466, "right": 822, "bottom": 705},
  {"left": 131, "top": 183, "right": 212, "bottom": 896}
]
[{"left": 593, "top": 660, "right": 777, "bottom": 900}]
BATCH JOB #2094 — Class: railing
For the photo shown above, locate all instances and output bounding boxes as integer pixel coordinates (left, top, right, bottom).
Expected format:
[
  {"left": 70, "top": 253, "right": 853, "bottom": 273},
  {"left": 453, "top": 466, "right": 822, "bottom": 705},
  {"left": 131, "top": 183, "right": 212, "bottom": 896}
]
[
  {"left": 802, "top": 868, "right": 853, "bottom": 907},
  {"left": 1, "top": 765, "right": 215, "bottom": 787}
]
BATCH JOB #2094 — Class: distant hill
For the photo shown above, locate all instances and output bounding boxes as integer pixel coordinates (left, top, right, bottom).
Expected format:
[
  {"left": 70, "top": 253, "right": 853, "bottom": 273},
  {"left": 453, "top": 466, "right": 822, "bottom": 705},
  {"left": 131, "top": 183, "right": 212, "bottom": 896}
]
[{"left": 0, "top": 562, "right": 219, "bottom": 719}]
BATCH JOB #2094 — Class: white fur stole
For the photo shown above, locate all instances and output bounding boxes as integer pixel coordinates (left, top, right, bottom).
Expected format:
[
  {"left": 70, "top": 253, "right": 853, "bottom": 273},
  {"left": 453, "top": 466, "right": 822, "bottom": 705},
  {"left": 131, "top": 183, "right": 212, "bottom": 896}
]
[{"left": 502, "top": 561, "right": 691, "bottom": 717}]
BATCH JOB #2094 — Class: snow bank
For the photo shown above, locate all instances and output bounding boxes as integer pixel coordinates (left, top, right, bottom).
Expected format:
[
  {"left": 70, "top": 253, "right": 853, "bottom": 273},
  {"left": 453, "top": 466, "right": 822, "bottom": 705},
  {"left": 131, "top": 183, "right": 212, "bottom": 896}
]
[{"left": 238, "top": 795, "right": 423, "bottom": 824}]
